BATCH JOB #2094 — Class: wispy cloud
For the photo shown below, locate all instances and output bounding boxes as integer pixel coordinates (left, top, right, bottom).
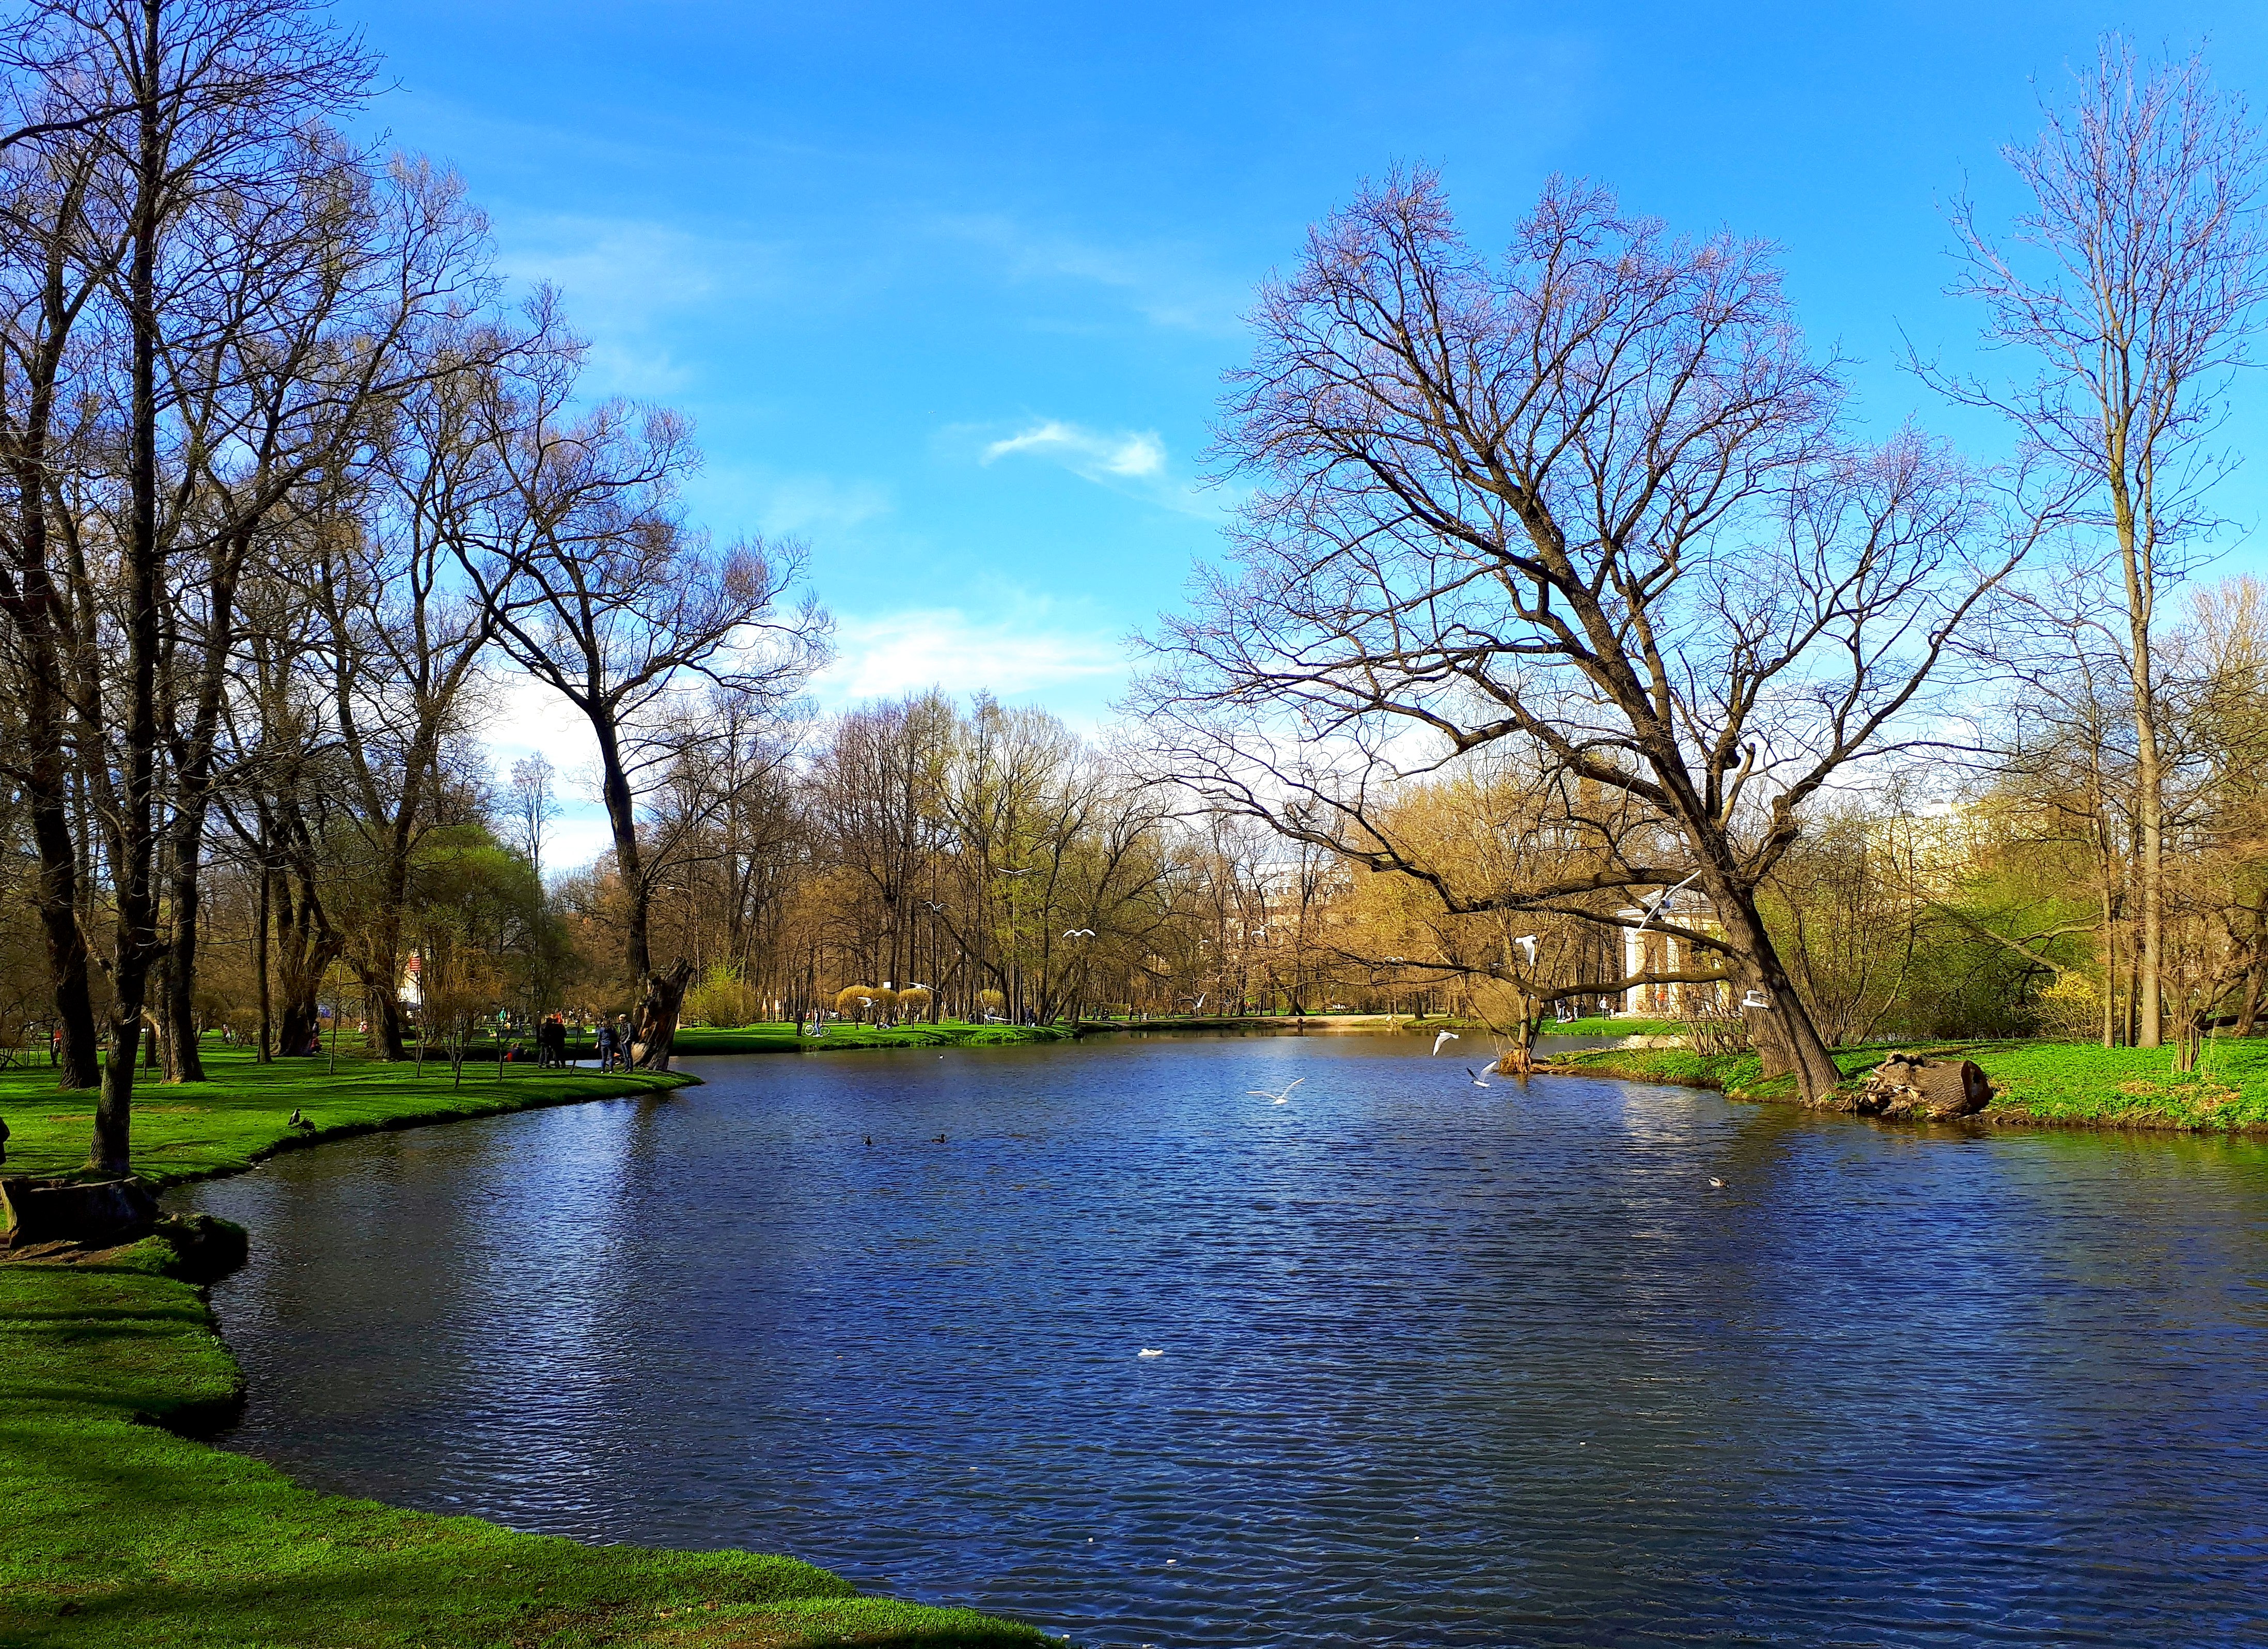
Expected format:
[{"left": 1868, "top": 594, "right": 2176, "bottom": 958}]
[
  {"left": 981, "top": 420, "right": 1166, "bottom": 480},
  {"left": 933, "top": 213, "right": 1248, "bottom": 335},
  {"left": 964, "top": 416, "right": 1234, "bottom": 522},
  {"left": 816, "top": 605, "right": 1128, "bottom": 707}
]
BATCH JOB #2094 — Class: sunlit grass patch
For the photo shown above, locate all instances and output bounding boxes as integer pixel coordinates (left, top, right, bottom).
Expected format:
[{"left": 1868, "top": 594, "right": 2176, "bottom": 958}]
[
  {"left": 1544, "top": 1034, "right": 2268, "bottom": 1131},
  {"left": 0, "top": 1042, "right": 688, "bottom": 1190}
]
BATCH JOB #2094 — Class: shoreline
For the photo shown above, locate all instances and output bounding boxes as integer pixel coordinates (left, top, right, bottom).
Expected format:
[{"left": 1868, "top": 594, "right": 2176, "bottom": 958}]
[
  {"left": 0, "top": 1052, "right": 1058, "bottom": 1648},
  {"left": 1539, "top": 1043, "right": 2268, "bottom": 1137}
]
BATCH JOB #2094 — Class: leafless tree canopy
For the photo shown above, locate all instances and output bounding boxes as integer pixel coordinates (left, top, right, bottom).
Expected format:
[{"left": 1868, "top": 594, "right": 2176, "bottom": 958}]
[{"left": 1137, "top": 172, "right": 2020, "bottom": 1099}]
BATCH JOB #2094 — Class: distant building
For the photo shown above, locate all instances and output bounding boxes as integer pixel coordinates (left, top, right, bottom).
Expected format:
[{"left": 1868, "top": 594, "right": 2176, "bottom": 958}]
[{"left": 1617, "top": 887, "right": 1725, "bottom": 1016}]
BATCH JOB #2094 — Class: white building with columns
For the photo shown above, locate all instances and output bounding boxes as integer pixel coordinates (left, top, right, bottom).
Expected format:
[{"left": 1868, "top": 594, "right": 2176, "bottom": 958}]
[{"left": 1617, "top": 887, "right": 1724, "bottom": 1016}]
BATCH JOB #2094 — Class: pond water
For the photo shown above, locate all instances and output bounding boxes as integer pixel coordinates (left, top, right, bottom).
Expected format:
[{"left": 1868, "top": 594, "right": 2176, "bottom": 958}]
[{"left": 177, "top": 1033, "right": 2268, "bottom": 1646}]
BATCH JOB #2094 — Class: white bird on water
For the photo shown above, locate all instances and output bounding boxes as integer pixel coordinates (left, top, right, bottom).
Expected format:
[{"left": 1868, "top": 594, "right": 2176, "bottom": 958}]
[
  {"left": 1708, "top": 1177, "right": 1726, "bottom": 1189},
  {"left": 1248, "top": 1077, "right": 1305, "bottom": 1104},
  {"left": 1137, "top": 1348, "right": 1164, "bottom": 1359},
  {"left": 1431, "top": 1030, "right": 1459, "bottom": 1055},
  {"left": 1466, "top": 1067, "right": 1493, "bottom": 1088}
]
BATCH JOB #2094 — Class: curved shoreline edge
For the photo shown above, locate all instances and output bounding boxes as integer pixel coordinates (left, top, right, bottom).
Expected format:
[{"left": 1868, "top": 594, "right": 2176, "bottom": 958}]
[
  {"left": 1540, "top": 1042, "right": 2268, "bottom": 1137},
  {"left": 0, "top": 1057, "right": 1062, "bottom": 1649}
]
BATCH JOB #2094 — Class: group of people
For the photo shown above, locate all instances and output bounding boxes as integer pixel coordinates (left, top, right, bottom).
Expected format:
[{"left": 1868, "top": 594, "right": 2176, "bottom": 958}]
[
  {"left": 592, "top": 1013, "right": 634, "bottom": 1071},
  {"left": 503, "top": 1013, "right": 637, "bottom": 1070}
]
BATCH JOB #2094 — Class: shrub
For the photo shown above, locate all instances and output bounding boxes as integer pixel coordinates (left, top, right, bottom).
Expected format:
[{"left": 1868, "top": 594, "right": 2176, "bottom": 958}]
[{"left": 684, "top": 964, "right": 762, "bottom": 1028}]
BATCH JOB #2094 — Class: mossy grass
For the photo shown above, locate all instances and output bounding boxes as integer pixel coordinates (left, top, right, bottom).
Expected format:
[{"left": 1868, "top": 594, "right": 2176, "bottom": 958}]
[
  {"left": 1544, "top": 1035, "right": 2268, "bottom": 1131},
  {"left": 0, "top": 1045, "right": 1056, "bottom": 1648}
]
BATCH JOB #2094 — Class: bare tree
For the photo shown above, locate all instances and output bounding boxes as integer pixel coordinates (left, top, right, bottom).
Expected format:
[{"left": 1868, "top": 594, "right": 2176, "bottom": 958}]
[
  {"left": 1942, "top": 37, "right": 2268, "bottom": 1048},
  {"left": 458, "top": 328, "right": 827, "bottom": 1068},
  {"left": 0, "top": 84, "right": 119, "bottom": 1089},
  {"left": 19, "top": 0, "right": 378, "bottom": 1168},
  {"left": 504, "top": 752, "right": 557, "bottom": 883},
  {"left": 1138, "top": 173, "right": 2020, "bottom": 1102}
]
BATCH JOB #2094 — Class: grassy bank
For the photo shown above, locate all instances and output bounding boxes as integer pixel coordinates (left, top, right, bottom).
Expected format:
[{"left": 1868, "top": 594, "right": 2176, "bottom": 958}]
[
  {"left": 0, "top": 1046, "right": 690, "bottom": 1188},
  {"left": 0, "top": 1048, "right": 1056, "bottom": 1648},
  {"left": 1543, "top": 1035, "right": 2268, "bottom": 1131}
]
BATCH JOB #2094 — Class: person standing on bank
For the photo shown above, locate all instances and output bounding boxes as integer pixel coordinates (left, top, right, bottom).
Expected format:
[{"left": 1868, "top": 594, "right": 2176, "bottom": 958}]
[{"left": 595, "top": 1018, "right": 617, "bottom": 1072}]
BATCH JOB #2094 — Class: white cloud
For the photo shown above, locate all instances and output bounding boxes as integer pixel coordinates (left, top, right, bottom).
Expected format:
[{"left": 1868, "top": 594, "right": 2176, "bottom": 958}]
[
  {"left": 981, "top": 420, "right": 1166, "bottom": 480},
  {"left": 474, "top": 668, "right": 617, "bottom": 873},
  {"left": 815, "top": 605, "right": 1128, "bottom": 706}
]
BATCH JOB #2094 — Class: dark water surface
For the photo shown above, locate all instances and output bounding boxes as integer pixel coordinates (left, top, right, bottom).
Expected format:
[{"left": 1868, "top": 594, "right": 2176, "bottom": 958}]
[{"left": 178, "top": 1034, "right": 2268, "bottom": 1646}]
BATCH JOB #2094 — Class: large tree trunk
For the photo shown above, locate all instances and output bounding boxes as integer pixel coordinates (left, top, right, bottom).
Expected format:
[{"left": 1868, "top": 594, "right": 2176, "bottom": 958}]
[
  {"left": 255, "top": 847, "right": 273, "bottom": 1062},
  {"left": 26, "top": 708, "right": 99, "bottom": 1090},
  {"left": 596, "top": 718, "right": 694, "bottom": 1073},
  {"left": 90, "top": 34, "right": 169, "bottom": 1175},
  {"left": 358, "top": 973, "right": 409, "bottom": 1060},
  {"left": 1711, "top": 884, "right": 1843, "bottom": 1103},
  {"left": 162, "top": 845, "right": 207, "bottom": 1081},
  {"left": 272, "top": 862, "right": 339, "bottom": 1059},
  {"left": 629, "top": 959, "right": 693, "bottom": 1070}
]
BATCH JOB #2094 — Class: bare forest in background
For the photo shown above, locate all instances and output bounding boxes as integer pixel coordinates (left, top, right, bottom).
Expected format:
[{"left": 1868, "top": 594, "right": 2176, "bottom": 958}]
[{"left": 0, "top": 4, "right": 2263, "bottom": 1167}]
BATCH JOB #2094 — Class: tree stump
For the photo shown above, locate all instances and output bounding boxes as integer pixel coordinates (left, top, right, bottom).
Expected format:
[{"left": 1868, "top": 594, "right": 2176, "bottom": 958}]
[{"left": 1852, "top": 1053, "right": 1992, "bottom": 1121}]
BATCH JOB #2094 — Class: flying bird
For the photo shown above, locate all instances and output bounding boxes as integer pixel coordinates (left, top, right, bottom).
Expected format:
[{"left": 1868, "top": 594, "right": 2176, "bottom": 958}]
[
  {"left": 1740, "top": 989, "right": 1772, "bottom": 1010},
  {"left": 1248, "top": 1077, "right": 1305, "bottom": 1104},
  {"left": 1466, "top": 1068, "right": 1492, "bottom": 1088},
  {"left": 1515, "top": 935, "right": 1538, "bottom": 967},
  {"left": 1065, "top": 928, "right": 1096, "bottom": 939},
  {"left": 1431, "top": 1030, "right": 1459, "bottom": 1055}
]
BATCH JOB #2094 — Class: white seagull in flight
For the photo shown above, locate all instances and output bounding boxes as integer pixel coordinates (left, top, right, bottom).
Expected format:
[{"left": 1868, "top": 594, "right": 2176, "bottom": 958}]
[
  {"left": 1515, "top": 935, "right": 1538, "bottom": 967},
  {"left": 1248, "top": 1077, "right": 1305, "bottom": 1104},
  {"left": 1466, "top": 1067, "right": 1493, "bottom": 1088},
  {"left": 1431, "top": 1031, "right": 1459, "bottom": 1055}
]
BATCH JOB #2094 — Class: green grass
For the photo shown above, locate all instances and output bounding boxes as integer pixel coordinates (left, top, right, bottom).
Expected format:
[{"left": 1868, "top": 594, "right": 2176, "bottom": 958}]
[
  {"left": 0, "top": 1045, "right": 692, "bottom": 1191},
  {"left": 1545, "top": 1016, "right": 1687, "bottom": 1039},
  {"left": 1542, "top": 1034, "right": 2268, "bottom": 1130},
  {"left": 0, "top": 1046, "right": 1057, "bottom": 1648}
]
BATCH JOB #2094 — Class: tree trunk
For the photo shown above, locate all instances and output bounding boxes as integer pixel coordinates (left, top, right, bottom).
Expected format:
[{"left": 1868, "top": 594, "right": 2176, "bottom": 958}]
[
  {"left": 629, "top": 959, "right": 693, "bottom": 1070},
  {"left": 255, "top": 849, "right": 273, "bottom": 1062},
  {"left": 90, "top": 20, "right": 169, "bottom": 1175},
  {"left": 2134, "top": 716, "right": 2164, "bottom": 1048},
  {"left": 359, "top": 974, "right": 409, "bottom": 1060},
  {"left": 162, "top": 845, "right": 207, "bottom": 1081},
  {"left": 27, "top": 722, "right": 99, "bottom": 1089},
  {"left": 1713, "top": 884, "right": 1842, "bottom": 1102}
]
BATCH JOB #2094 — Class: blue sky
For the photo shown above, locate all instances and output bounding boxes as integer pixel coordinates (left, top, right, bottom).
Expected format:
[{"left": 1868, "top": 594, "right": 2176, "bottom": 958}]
[{"left": 345, "top": 1, "right": 2268, "bottom": 861}]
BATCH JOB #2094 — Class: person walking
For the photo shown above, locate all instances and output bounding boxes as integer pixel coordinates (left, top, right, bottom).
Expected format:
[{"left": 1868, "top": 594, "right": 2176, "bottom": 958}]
[{"left": 594, "top": 1018, "right": 617, "bottom": 1072}]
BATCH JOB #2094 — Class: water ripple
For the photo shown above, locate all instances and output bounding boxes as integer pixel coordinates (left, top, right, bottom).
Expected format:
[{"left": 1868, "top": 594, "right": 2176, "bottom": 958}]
[{"left": 181, "top": 1034, "right": 2268, "bottom": 1647}]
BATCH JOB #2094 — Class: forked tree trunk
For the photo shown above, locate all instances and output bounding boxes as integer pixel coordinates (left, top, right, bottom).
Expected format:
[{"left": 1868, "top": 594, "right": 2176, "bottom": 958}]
[{"left": 629, "top": 959, "right": 694, "bottom": 1070}]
